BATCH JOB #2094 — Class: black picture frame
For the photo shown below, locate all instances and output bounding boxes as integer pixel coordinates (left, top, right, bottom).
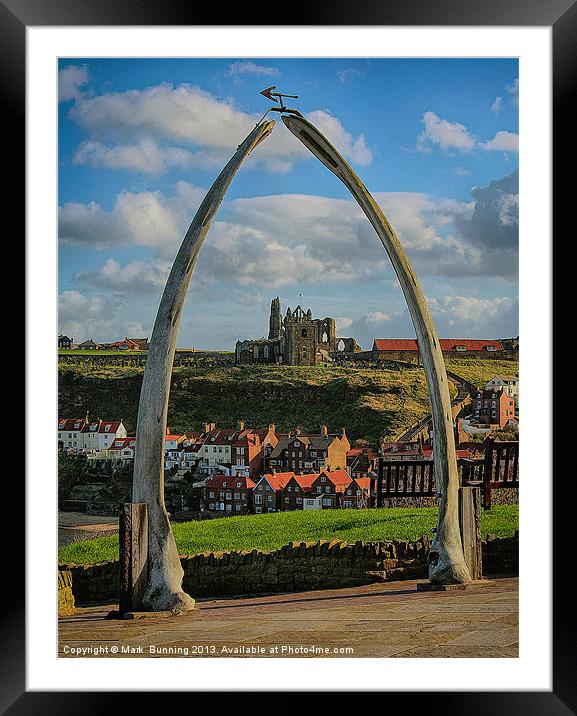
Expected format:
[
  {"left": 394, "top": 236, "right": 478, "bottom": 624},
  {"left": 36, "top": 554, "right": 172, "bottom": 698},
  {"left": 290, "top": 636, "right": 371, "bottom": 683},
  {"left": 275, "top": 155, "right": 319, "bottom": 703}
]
[{"left": 6, "top": 0, "right": 566, "bottom": 710}]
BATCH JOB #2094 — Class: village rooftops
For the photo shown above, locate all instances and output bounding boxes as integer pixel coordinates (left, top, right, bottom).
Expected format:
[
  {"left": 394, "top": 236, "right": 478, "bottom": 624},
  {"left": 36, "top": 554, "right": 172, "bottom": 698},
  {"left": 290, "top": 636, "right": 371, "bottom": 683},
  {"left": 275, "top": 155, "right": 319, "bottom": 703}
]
[{"left": 373, "top": 338, "right": 504, "bottom": 352}]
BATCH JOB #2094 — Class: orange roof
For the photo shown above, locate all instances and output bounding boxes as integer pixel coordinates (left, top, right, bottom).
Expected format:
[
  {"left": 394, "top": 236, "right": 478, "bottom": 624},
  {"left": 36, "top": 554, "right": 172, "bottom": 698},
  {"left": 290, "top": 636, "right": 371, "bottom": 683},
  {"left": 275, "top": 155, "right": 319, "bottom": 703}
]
[
  {"left": 205, "top": 474, "right": 255, "bottom": 489},
  {"left": 318, "top": 469, "right": 352, "bottom": 487},
  {"left": 261, "top": 473, "right": 293, "bottom": 490},
  {"left": 353, "top": 477, "right": 371, "bottom": 491},
  {"left": 293, "top": 473, "right": 319, "bottom": 490}
]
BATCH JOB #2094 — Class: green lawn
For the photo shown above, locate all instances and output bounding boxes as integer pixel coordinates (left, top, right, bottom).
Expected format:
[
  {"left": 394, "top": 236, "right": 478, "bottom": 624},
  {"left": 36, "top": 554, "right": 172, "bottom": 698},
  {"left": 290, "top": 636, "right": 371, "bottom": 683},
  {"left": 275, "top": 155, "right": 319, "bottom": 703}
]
[{"left": 58, "top": 505, "right": 518, "bottom": 565}]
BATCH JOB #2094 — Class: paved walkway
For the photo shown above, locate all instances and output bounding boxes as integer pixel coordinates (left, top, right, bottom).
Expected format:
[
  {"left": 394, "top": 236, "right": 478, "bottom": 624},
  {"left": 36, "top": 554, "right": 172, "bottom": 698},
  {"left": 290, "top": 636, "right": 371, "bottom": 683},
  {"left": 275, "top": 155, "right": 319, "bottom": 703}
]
[{"left": 59, "top": 577, "right": 518, "bottom": 658}]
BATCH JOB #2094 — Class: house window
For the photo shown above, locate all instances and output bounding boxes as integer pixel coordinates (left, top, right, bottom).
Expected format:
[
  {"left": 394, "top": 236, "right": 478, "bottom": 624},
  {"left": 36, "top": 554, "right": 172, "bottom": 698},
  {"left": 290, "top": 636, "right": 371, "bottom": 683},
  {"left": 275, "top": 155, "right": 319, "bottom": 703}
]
[
  {"left": 321, "top": 475, "right": 326, "bottom": 482},
  {"left": 322, "top": 498, "right": 332, "bottom": 506},
  {"left": 226, "top": 504, "right": 232, "bottom": 511},
  {"left": 325, "top": 486, "right": 330, "bottom": 493},
  {"left": 296, "top": 497, "right": 302, "bottom": 504},
  {"left": 254, "top": 494, "right": 262, "bottom": 504},
  {"left": 456, "top": 345, "right": 467, "bottom": 351},
  {"left": 295, "top": 486, "right": 300, "bottom": 492},
  {"left": 284, "top": 497, "right": 289, "bottom": 503},
  {"left": 288, "top": 486, "right": 292, "bottom": 492},
  {"left": 234, "top": 493, "right": 240, "bottom": 500},
  {"left": 235, "top": 504, "right": 241, "bottom": 511},
  {"left": 316, "top": 486, "right": 322, "bottom": 493},
  {"left": 301, "top": 329, "right": 307, "bottom": 337}
]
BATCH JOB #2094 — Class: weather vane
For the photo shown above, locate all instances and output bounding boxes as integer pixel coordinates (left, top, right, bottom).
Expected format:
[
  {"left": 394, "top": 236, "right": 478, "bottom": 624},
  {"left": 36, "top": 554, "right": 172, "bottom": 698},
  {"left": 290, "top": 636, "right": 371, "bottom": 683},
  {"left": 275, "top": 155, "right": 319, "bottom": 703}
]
[{"left": 256, "top": 86, "right": 304, "bottom": 124}]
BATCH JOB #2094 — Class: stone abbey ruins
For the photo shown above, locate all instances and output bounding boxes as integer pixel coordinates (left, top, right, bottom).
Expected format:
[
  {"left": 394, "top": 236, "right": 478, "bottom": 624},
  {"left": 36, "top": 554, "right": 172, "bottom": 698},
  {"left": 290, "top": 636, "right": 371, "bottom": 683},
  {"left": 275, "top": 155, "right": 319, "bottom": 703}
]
[{"left": 235, "top": 297, "right": 360, "bottom": 366}]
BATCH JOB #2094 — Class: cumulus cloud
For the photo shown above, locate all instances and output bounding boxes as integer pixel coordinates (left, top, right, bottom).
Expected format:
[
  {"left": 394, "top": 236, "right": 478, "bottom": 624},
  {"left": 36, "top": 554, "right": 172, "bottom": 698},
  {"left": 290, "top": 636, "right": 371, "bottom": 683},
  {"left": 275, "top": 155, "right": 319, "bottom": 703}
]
[
  {"left": 417, "top": 111, "right": 476, "bottom": 152},
  {"left": 480, "top": 131, "right": 519, "bottom": 153},
  {"left": 58, "top": 290, "right": 150, "bottom": 342},
  {"left": 59, "top": 181, "right": 206, "bottom": 252},
  {"left": 73, "top": 138, "right": 226, "bottom": 174},
  {"left": 66, "top": 83, "right": 371, "bottom": 174},
  {"left": 60, "top": 170, "right": 518, "bottom": 292},
  {"left": 73, "top": 258, "right": 171, "bottom": 294},
  {"left": 226, "top": 60, "right": 280, "bottom": 77},
  {"left": 59, "top": 64, "right": 89, "bottom": 102}
]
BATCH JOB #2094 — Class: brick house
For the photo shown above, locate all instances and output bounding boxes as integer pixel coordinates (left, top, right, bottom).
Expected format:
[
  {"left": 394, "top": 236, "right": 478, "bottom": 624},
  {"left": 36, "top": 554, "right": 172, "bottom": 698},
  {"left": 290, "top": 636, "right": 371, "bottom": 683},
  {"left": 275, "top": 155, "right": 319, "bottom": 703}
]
[
  {"left": 341, "top": 477, "right": 372, "bottom": 509},
  {"left": 346, "top": 447, "right": 379, "bottom": 478},
  {"left": 380, "top": 440, "right": 433, "bottom": 462},
  {"left": 472, "top": 389, "right": 516, "bottom": 428},
  {"left": 266, "top": 426, "right": 350, "bottom": 473},
  {"left": 280, "top": 473, "right": 319, "bottom": 511},
  {"left": 308, "top": 470, "right": 353, "bottom": 509},
  {"left": 252, "top": 473, "right": 292, "bottom": 513},
  {"left": 203, "top": 474, "right": 255, "bottom": 515}
]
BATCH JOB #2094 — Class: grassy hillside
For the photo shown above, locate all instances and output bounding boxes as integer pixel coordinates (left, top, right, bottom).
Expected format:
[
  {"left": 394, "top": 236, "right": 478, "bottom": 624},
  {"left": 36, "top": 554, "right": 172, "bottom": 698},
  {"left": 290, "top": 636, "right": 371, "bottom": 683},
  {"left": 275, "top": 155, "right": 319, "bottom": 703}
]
[
  {"left": 445, "top": 358, "right": 518, "bottom": 388},
  {"left": 58, "top": 505, "right": 519, "bottom": 565},
  {"left": 59, "top": 363, "right": 450, "bottom": 444}
]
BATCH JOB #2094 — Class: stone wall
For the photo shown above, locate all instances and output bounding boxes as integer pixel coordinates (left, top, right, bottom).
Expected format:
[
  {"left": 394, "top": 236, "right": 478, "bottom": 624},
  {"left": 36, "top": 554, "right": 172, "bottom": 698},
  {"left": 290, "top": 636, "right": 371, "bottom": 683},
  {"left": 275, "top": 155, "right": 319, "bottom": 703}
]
[{"left": 61, "top": 533, "right": 518, "bottom": 605}]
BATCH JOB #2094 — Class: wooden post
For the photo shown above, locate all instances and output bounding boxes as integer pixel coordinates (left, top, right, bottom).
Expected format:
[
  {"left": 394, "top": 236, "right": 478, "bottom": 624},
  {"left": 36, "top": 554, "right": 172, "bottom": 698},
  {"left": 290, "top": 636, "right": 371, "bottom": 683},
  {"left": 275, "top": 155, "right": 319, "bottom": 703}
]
[
  {"left": 483, "top": 437, "right": 495, "bottom": 510},
  {"left": 376, "top": 457, "right": 384, "bottom": 507},
  {"left": 119, "top": 503, "right": 148, "bottom": 614},
  {"left": 458, "top": 487, "right": 482, "bottom": 580}
]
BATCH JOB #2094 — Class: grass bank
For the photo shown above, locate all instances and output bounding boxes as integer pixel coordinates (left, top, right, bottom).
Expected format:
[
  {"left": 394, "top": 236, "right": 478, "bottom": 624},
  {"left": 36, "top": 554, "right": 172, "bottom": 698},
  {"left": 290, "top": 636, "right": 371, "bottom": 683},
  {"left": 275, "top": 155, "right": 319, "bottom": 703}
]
[{"left": 58, "top": 504, "right": 518, "bottom": 565}]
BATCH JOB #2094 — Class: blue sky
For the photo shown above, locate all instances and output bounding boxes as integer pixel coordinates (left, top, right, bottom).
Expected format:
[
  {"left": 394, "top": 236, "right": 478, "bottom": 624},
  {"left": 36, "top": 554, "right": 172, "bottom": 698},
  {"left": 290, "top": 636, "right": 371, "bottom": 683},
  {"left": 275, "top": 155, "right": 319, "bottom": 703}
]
[{"left": 58, "top": 58, "right": 519, "bottom": 349}]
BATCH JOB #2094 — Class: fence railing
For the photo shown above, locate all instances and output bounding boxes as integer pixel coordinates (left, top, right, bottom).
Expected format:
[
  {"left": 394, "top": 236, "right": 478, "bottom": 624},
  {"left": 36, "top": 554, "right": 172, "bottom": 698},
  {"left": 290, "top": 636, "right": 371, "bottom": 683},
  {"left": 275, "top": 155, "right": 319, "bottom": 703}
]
[{"left": 375, "top": 439, "right": 519, "bottom": 508}]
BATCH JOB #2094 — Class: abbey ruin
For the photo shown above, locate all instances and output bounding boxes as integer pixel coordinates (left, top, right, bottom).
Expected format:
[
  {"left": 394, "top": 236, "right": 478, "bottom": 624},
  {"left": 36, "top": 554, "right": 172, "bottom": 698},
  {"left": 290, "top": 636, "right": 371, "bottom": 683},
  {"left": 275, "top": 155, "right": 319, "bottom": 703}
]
[{"left": 235, "top": 297, "right": 360, "bottom": 366}]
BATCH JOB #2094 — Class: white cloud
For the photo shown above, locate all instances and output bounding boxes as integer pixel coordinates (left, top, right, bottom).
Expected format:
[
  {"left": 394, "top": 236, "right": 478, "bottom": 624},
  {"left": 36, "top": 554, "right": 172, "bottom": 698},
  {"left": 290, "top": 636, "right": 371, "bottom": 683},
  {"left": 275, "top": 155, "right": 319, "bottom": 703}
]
[
  {"left": 417, "top": 111, "right": 476, "bottom": 152},
  {"left": 337, "top": 68, "right": 361, "bottom": 83},
  {"left": 506, "top": 79, "right": 519, "bottom": 107},
  {"left": 59, "top": 181, "right": 206, "bottom": 252},
  {"left": 67, "top": 83, "right": 370, "bottom": 174},
  {"left": 480, "top": 131, "right": 519, "bottom": 153},
  {"left": 60, "top": 170, "right": 518, "bottom": 292},
  {"left": 491, "top": 96, "right": 503, "bottom": 113},
  {"left": 226, "top": 60, "right": 280, "bottom": 77},
  {"left": 58, "top": 290, "right": 149, "bottom": 343},
  {"left": 335, "top": 316, "right": 353, "bottom": 331},
  {"left": 308, "top": 110, "right": 372, "bottom": 166},
  {"left": 73, "top": 138, "right": 225, "bottom": 175},
  {"left": 74, "top": 258, "right": 171, "bottom": 293},
  {"left": 59, "top": 64, "right": 89, "bottom": 102}
]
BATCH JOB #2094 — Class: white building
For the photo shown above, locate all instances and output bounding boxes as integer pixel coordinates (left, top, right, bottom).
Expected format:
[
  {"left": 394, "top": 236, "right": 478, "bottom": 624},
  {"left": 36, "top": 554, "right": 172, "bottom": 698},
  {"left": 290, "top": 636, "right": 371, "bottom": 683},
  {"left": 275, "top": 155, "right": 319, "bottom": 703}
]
[{"left": 485, "top": 375, "right": 519, "bottom": 404}]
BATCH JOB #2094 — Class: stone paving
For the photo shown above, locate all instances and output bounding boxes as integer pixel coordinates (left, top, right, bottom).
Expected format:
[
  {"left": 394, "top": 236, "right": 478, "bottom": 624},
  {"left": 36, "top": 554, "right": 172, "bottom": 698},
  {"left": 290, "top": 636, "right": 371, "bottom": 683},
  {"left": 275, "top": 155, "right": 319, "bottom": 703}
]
[{"left": 59, "top": 577, "right": 518, "bottom": 658}]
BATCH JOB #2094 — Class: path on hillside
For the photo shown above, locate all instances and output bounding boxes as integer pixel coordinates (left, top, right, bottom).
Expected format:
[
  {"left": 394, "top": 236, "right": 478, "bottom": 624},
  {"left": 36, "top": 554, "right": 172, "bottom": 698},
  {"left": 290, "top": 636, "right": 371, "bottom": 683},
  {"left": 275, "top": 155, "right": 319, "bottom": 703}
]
[{"left": 394, "top": 365, "right": 476, "bottom": 442}]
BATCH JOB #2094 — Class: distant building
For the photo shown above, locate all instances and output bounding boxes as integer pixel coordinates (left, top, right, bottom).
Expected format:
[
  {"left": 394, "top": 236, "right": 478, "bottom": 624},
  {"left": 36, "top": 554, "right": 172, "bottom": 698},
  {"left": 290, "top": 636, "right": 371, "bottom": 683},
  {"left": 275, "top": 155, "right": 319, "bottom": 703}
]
[
  {"left": 485, "top": 375, "right": 519, "bottom": 404},
  {"left": 58, "top": 334, "right": 73, "bottom": 349},
  {"left": 308, "top": 470, "right": 352, "bottom": 509},
  {"left": 266, "top": 426, "right": 350, "bottom": 473},
  {"left": 341, "top": 477, "right": 372, "bottom": 509},
  {"left": 76, "top": 338, "right": 101, "bottom": 350},
  {"left": 58, "top": 415, "right": 127, "bottom": 452},
  {"left": 203, "top": 474, "right": 255, "bottom": 515},
  {"left": 252, "top": 473, "right": 292, "bottom": 513},
  {"left": 472, "top": 389, "right": 516, "bottom": 429},
  {"left": 371, "top": 338, "right": 506, "bottom": 362},
  {"left": 346, "top": 447, "right": 378, "bottom": 478},
  {"left": 235, "top": 297, "right": 359, "bottom": 366}
]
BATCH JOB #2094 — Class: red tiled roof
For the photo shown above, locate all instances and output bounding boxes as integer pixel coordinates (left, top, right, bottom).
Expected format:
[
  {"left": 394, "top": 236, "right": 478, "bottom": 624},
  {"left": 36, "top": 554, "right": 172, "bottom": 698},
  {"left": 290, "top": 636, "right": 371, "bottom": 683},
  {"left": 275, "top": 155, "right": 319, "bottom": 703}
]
[
  {"left": 261, "top": 473, "right": 293, "bottom": 490},
  {"left": 58, "top": 418, "right": 87, "bottom": 431},
  {"left": 98, "top": 421, "right": 122, "bottom": 433},
  {"left": 293, "top": 473, "right": 319, "bottom": 490},
  {"left": 318, "top": 469, "right": 352, "bottom": 488},
  {"left": 204, "top": 474, "right": 255, "bottom": 489},
  {"left": 373, "top": 338, "right": 504, "bottom": 352}
]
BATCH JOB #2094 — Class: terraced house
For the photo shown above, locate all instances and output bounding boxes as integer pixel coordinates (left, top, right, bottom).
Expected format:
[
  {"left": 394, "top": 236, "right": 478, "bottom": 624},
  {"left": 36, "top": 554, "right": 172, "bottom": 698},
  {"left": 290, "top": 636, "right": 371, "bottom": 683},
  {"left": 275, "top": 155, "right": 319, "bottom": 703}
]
[
  {"left": 308, "top": 470, "right": 353, "bottom": 509},
  {"left": 203, "top": 474, "right": 255, "bottom": 515},
  {"left": 266, "top": 426, "right": 350, "bottom": 473},
  {"left": 252, "top": 473, "right": 291, "bottom": 513}
]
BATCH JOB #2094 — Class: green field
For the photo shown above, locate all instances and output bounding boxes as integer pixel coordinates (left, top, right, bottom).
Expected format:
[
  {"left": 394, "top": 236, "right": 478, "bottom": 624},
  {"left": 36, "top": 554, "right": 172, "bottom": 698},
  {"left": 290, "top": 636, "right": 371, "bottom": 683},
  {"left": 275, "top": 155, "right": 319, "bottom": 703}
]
[
  {"left": 444, "top": 358, "right": 518, "bottom": 388},
  {"left": 58, "top": 504, "right": 518, "bottom": 565}
]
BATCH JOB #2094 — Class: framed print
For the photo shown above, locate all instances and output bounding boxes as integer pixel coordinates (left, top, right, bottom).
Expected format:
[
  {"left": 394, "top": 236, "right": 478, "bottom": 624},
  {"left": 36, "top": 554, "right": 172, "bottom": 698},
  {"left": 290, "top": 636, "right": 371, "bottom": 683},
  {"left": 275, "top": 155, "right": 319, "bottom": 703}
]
[{"left": 5, "top": 0, "right": 568, "bottom": 709}]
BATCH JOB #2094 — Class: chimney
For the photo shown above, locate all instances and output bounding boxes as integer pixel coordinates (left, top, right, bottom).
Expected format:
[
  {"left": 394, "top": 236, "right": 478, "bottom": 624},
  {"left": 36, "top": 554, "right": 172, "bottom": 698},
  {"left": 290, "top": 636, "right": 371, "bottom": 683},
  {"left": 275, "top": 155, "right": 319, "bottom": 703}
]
[
  {"left": 320, "top": 425, "right": 328, "bottom": 437},
  {"left": 295, "top": 427, "right": 302, "bottom": 436},
  {"left": 203, "top": 422, "right": 215, "bottom": 434},
  {"left": 237, "top": 420, "right": 245, "bottom": 431},
  {"left": 341, "top": 427, "right": 347, "bottom": 438}
]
